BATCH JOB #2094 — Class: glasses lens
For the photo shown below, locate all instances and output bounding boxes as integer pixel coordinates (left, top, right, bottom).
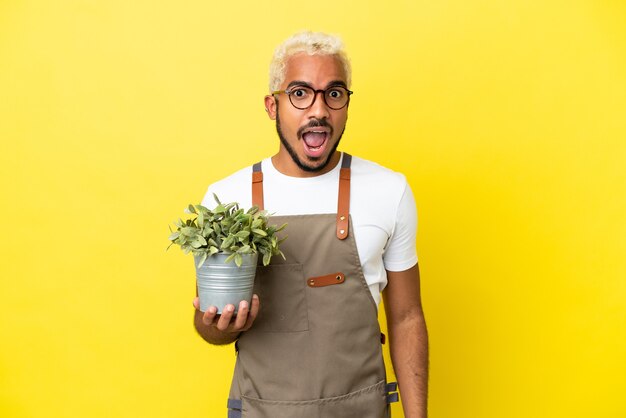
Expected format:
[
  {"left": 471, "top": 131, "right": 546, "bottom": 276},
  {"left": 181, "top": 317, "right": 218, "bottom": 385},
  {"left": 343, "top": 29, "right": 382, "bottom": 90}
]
[
  {"left": 324, "top": 87, "right": 350, "bottom": 110},
  {"left": 288, "top": 86, "right": 315, "bottom": 109}
]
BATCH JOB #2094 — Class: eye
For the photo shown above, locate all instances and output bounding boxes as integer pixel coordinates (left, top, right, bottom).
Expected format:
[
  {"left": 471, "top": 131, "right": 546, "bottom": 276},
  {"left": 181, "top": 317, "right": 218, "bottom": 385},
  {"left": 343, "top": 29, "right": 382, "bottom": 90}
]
[
  {"left": 327, "top": 88, "right": 344, "bottom": 99},
  {"left": 291, "top": 88, "right": 310, "bottom": 99}
]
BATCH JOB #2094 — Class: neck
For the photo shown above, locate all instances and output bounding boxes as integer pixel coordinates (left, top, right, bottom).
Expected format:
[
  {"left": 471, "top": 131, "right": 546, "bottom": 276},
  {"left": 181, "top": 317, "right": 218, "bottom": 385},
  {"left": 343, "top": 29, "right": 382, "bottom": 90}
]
[{"left": 271, "top": 149, "right": 341, "bottom": 178}]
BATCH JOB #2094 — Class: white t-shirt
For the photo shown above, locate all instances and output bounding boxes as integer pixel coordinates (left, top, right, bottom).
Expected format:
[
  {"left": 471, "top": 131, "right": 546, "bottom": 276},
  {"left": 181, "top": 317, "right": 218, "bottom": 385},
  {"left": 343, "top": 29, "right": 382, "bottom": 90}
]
[{"left": 201, "top": 153, "right": 418, "bottom": 307}]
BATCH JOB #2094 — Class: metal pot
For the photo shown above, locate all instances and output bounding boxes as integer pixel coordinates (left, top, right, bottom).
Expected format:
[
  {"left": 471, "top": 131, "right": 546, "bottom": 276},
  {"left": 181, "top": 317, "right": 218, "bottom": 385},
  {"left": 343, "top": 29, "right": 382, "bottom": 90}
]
[{"left": 194, "top": 252, "right": 258, "bottom": 314}]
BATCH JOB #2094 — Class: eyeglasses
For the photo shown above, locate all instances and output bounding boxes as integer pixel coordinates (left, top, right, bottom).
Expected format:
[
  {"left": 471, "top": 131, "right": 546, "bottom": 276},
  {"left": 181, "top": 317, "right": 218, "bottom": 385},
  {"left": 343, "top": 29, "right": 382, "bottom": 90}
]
[{"left": 272, "top": 85, "right": 353, "bottom": 110}]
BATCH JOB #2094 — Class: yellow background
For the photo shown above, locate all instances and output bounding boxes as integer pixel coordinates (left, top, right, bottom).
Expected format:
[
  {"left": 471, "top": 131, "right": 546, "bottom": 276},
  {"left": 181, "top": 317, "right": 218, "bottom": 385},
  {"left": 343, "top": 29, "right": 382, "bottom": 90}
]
[{"left": 1, "top": 1, "right": 625, "bottom": 417}]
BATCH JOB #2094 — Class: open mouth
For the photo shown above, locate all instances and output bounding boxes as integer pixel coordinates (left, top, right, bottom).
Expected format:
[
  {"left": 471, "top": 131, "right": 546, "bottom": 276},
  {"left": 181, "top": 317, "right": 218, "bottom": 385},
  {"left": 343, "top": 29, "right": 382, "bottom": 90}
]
[{"left": 301, "top": 129, "right": 330, "bottom": 158}]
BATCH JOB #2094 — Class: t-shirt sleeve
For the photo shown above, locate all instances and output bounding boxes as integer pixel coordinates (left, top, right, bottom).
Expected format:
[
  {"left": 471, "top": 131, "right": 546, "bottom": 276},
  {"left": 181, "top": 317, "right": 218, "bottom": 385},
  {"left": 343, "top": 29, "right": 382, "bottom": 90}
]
[
  {"left": 199, "top": 166, "right": 253, "bottom": 210},
  {"left": 382, "top": 181, "right": 418, "bottom": 272}
]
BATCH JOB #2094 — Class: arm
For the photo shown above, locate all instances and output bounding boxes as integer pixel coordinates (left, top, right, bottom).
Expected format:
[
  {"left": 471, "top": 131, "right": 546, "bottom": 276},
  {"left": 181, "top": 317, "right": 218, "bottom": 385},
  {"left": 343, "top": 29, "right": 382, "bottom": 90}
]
[
  {"left": 192, "top": 294, "right": 260, "bottom": 345},
  {"left": 383, "top": 263, "right": 429, "bottom": 418}
]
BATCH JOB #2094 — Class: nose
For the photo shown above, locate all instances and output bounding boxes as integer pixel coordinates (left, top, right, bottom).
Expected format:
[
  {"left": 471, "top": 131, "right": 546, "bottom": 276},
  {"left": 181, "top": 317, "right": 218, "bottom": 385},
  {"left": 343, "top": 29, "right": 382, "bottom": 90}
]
[{"left": 308, "top": 90, "right": 331, "bottom": 119}]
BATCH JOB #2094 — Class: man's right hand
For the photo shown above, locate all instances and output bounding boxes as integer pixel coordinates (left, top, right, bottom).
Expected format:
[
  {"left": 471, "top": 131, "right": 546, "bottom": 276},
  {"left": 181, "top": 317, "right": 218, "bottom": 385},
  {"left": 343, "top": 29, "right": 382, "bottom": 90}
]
[{"left": 192, "top": 294, "right": 260, "bottom": 344}]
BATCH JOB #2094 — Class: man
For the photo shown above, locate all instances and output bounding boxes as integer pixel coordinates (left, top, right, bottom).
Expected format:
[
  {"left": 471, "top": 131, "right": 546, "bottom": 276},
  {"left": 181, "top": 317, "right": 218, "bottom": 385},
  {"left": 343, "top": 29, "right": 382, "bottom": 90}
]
[{"left": 192, "top": 31, "right": 428, "bottom": 418}]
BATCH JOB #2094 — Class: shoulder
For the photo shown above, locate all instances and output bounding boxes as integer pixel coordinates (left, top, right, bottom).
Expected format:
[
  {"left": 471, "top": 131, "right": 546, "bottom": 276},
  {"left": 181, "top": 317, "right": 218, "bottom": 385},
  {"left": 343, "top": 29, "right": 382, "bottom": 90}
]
[
  {"left": 350, "top": 155, "right": 408, "bottom": 198},
  {"left": 209, "top": 164, "right": 252, "bottom": 190},
  {"left": 347, "top": 155, "right": 413, "bottom": 233},
  {"left": 201, "top": 162, "right": 258, "bottom": 208}
]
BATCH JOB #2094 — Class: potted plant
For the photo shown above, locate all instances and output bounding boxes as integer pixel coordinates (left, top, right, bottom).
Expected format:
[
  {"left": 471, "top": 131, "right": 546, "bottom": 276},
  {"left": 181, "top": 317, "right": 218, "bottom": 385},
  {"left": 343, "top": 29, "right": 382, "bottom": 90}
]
[{"left": 168, "top": 194, "right": 286, "bottom": 313}]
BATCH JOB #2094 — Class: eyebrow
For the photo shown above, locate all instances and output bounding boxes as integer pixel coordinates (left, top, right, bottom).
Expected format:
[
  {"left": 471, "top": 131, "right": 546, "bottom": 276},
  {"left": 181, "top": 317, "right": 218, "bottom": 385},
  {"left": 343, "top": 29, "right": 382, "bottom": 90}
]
[
  {"left": 286, "top": 79, "right": 348, "bottom": 90},
  {"left": 325, "top": 80, "right": 348, "bottom": 88}
]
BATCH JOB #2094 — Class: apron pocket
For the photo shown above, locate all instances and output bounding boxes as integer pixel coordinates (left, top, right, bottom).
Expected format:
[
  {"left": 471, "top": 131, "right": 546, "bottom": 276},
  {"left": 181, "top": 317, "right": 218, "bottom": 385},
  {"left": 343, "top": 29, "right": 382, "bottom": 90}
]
[
  {"left": 241, "top": 379, "right": 388, "bottom": 418},
  {"left": 254, "top": 263, "right": 309, "bottom": 333}
]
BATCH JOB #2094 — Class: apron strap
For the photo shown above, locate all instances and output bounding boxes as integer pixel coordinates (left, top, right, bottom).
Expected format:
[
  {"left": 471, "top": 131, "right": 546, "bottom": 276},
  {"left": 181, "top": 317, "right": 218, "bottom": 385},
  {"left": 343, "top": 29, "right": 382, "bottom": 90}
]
[
  {"left": 336, "top": 153, "right": 352, "bottom": 240},
  {"left": 252, "top": 162, "right": 264, "bottom": 210},
  {"left": 250, "top": 153, "right": 352, "bottom": 240},
  {"left": 227, "top": 399, "right": 242, "bottom": 418},
  {"left": 386, "top": 382, "right": 399, "bottom": 404}
]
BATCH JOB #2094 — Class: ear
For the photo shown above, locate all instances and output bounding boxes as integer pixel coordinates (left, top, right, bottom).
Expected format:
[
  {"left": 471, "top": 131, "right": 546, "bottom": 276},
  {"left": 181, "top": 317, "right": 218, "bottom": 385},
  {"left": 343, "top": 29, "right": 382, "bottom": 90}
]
[{"left": 264, "top": 95, "right": 277, "bottom": 120}]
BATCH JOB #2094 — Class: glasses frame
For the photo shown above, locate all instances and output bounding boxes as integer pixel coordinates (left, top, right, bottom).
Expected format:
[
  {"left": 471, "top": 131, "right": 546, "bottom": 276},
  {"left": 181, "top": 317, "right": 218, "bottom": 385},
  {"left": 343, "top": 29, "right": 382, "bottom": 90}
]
[{"left": 272, "top": 85, "right": 354, "bottom": 110}]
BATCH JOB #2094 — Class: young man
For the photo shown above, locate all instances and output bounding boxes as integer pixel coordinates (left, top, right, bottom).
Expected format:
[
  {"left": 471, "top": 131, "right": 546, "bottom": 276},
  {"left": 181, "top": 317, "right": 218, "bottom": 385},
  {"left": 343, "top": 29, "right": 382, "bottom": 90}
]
[{"left": 192, "top": 32, "right": 428, "bottom": 418}]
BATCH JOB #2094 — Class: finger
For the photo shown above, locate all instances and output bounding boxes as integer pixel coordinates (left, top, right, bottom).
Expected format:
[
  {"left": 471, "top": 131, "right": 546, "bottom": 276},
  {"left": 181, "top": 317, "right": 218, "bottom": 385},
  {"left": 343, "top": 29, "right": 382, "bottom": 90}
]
[
  {"left": 202, "top": 306, "right": 218, "bottom": 326},
  {"left": 192, "top": 297, "right": 200, "bottom": 310},
  {"left": 232, "top": 300, "right": 249, "bottom": 330},
  {"left": 243, "top": 294, "right": 260, "bottom": 330},
  {"left": 216, "top": 304, "right": 235, "bottom": 331}
]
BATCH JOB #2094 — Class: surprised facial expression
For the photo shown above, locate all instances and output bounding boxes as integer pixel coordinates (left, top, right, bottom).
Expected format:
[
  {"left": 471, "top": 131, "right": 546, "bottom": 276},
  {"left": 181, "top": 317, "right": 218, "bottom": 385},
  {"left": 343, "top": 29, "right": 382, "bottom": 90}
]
[{"left": 266, "top": 53, "right": 349, "bottom": 175}]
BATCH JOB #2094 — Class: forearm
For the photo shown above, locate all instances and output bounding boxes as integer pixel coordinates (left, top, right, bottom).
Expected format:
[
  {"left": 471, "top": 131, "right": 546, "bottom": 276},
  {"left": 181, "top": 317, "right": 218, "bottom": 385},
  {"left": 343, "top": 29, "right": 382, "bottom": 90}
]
[
  {"left": 388, "top": 310, "right": 429, "bottom": 418},
  {"left": 193, "top": 310, "right": 240, "bottom": 345}
]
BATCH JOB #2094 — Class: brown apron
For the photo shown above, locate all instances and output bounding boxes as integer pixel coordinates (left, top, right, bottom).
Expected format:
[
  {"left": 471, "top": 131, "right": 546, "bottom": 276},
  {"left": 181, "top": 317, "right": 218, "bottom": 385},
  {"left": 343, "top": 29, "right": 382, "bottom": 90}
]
[{"left": 226, "top": 153, "right": 399, "bottom": 418}]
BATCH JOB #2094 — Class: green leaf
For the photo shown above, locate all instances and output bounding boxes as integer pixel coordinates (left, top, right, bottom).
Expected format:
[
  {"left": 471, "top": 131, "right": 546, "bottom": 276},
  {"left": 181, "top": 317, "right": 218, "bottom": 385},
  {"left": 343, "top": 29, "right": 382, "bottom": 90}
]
[
  {"left": 224, "top": 252, "right": 237, "bottom": 264},
  {"left": 235, "top": 253, "right": 243, "bottom": 267},
  {"left": 229, "top": 223, "right": 241, "bottom": 234},
  {"left": 195, "top": 204, "right": 208, "bottom": 212},
  {"left": 252, "top": 229, "right": 267, "bottom": 237},
  {"left": 220, "top": 235, "right": 235, "bottom": 250},
  {"left": 180, "top": 226, "right": 197, "bottom": 236},
  {"left": 234, "top": 212, "right": 247, "bottom": 221},
  {"left": 168, "top": 231, "right": 180, "bottom": 241},
  {"left": 263, "top": 252, "right": 271, "bottom": 266},
  {"left": 235, "top": 230, "right": 250, "bottom": 240},
  {"left": 197, "top": 253, "right": 208, "bottom": 268}
]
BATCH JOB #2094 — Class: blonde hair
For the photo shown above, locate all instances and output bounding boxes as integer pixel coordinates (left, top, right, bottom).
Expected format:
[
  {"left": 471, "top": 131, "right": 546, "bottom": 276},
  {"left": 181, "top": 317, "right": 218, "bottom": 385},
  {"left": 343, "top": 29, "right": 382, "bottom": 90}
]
[{"left": 268, "top": 31, "right": 352, "bottom": 93}]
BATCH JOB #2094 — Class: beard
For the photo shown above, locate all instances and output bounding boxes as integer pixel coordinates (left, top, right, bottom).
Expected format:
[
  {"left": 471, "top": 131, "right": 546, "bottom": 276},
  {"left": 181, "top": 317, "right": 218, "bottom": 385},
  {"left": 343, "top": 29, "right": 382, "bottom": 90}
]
[{"left": 275, "top": 106, "right": 345, "bottom": 173}]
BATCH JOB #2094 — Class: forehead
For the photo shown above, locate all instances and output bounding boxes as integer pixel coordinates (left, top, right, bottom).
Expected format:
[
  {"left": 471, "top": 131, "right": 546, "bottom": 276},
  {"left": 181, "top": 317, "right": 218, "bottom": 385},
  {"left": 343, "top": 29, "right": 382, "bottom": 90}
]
[{"left": 282, "top": 53, "right": 346, "bottom": 88}]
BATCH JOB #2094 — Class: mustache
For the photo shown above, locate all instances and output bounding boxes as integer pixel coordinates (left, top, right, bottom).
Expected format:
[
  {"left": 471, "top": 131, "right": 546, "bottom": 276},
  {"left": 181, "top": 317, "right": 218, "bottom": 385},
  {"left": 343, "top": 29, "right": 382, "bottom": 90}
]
[{"left": 297, "top": 119, "right": 333, "bottom": 139}]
